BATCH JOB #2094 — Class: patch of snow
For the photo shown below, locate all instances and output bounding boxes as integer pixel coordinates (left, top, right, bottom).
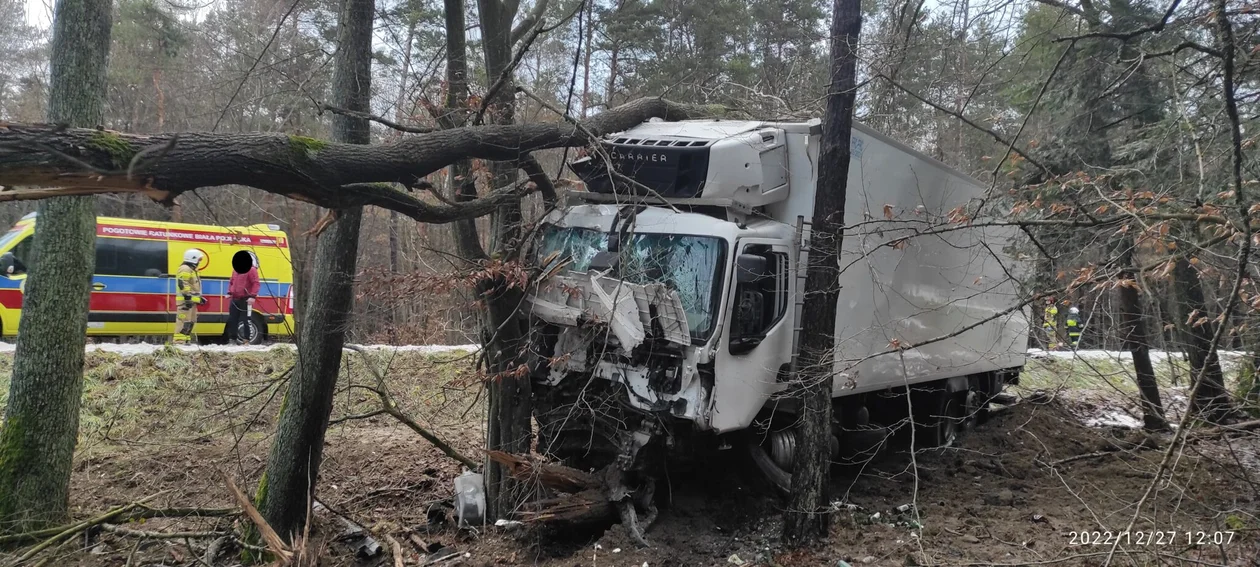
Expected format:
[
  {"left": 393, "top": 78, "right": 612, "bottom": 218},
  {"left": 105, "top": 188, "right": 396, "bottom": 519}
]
[
  {"left": 0, "top": 342, "right": 480, "bottom": 356},
  {"left": 1026, "top": 348, "right": 1246, "bottom": 362},
  {"left": 1084, "top": 410, "right": 1143, "bottom": 429}
]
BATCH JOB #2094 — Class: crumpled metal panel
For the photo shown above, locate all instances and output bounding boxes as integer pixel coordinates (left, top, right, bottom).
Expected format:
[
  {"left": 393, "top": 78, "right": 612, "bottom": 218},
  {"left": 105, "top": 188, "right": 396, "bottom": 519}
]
[{"left": 526, "top": 271, "right": 691, "bottom": 349}]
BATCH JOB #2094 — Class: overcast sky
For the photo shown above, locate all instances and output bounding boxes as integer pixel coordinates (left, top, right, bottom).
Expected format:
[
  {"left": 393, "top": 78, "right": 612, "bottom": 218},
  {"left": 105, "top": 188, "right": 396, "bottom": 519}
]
[{"left": 24, "top": 0, "right": 52, "bottom": 28}]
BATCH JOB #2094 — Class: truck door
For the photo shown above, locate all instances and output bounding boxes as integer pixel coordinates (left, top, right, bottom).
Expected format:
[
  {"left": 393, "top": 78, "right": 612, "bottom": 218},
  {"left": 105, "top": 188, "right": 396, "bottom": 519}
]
[{"left": 710, "top": 239, "right": 794, "bottom": 432}]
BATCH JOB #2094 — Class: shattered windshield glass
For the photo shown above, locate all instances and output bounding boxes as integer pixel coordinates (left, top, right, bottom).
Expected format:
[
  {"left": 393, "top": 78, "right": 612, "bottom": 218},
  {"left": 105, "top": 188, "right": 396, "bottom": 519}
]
[{"left": 537, "top": 225, "right": 726, "bottom": 342}]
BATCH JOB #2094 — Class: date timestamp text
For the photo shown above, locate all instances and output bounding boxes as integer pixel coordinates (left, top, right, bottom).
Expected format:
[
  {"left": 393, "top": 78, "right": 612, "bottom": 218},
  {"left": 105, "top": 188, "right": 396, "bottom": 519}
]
[{"left": 1068, "top": 531, "right": 1237, "bottom": 546}]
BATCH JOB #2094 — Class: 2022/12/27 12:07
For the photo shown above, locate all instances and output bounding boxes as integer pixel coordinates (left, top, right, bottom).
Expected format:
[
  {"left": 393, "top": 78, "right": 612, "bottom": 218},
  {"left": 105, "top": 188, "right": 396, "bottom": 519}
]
[{"left": 1067, "top": 531, "right": 1238, "bottom": 546}]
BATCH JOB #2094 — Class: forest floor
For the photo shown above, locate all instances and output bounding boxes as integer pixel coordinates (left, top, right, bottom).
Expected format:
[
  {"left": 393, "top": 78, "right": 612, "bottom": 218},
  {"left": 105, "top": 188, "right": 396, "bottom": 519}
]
[{"left": 0, "top": 345, "right": 1259, "bottom": 566}]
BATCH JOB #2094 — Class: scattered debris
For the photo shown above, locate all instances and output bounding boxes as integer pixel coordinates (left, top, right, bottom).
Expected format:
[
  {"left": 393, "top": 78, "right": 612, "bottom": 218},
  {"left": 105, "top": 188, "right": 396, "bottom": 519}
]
[
  {"left": 454, "top": 470, "right": 486, "bottom": 527},
  {"left": 313, "top": 500, "right": 382, "bottom": 559}
]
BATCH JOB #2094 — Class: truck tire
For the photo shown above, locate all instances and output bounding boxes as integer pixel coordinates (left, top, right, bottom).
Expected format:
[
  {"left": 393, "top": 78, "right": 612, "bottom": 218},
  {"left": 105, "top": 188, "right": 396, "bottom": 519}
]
[
  {"left": 745, "top": 425, "right": 839, "bottom": 497},
  {"left": 747, "top": 438, "right": 793, "bottom": 496},
  {"left": 912, "top": 388, "right": 963, "bottom": 449}
]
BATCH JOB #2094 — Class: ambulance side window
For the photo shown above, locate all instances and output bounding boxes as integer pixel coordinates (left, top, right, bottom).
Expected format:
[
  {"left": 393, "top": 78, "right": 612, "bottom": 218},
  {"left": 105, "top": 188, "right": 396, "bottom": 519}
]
[
  {"left": 95, "top": 237, "right": 168, "bottom": 277},
  {"left": 11, "top": 237, "right": 33, "bottom": 270}
]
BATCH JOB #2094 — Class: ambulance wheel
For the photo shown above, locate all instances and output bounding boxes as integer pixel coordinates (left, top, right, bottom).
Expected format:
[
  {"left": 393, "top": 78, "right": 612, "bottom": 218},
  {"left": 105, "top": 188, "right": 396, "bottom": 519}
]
[{"left": 236, "top": 314, "right": 266, "bottom": 345}]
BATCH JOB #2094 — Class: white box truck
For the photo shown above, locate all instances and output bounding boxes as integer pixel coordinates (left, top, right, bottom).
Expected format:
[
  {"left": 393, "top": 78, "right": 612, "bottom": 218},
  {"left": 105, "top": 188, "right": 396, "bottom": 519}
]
[{"left": 524, "top": 118, "right": 1030, "bottom": 497}]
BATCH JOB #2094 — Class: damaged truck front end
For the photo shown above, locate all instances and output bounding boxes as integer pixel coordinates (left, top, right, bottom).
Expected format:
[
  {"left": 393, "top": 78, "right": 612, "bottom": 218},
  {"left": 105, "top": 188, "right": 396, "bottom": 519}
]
[{"left": 525, "top": 212, "right": 731, "bottom": 474}]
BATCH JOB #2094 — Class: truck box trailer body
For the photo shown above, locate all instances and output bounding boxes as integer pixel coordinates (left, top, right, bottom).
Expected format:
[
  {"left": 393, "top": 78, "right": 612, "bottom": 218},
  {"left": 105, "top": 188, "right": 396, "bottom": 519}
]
[{"left": 525, "top": 118, "right": 1030, "bottom": 492}]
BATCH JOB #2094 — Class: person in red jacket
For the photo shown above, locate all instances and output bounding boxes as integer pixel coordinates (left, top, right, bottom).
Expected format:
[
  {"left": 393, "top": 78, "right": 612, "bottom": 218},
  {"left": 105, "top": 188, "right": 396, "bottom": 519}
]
[{"left": 227, "top": 250, "right": 261, "bottom": 343}]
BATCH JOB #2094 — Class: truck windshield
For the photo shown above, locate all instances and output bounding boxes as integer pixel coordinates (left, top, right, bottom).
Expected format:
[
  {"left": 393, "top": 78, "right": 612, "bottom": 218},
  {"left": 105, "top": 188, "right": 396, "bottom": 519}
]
[{"left": 537, "top": 225, "right": 726, "bottom": 342}]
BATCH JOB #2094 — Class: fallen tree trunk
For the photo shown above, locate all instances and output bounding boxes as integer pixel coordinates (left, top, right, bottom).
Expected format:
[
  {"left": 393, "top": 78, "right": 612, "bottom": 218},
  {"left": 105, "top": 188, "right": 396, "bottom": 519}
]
[{"left": 0, "top": 97, "right": 721, "bottom": 220}]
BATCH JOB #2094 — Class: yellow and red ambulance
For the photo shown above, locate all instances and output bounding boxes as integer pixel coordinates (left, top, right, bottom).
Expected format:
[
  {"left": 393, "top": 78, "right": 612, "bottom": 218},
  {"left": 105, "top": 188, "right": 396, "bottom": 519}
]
[{"left": 0, "top": 213, "right": 297, "bottom": 343}]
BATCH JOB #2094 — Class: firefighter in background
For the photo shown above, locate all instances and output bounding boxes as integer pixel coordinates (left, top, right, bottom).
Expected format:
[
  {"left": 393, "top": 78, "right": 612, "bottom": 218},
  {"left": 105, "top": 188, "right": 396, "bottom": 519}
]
[
  {"left": 1066, "top": 306, "right": 1083, "bottom": 349},
  {"left": 174, "top": 249, "right": 207, "bottom": 344},
  {"left": 1043, "top": 298, "right": 1060, "bottom": 349}
]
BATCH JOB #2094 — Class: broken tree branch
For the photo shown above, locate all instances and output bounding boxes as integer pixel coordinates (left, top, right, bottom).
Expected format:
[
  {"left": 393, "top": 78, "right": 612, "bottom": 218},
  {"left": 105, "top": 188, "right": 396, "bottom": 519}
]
[
  {"left": 0, "top": 506, "right": 239, "bottom": 546},
  {"left": 98, "top": 525, "right": 229, "bottom": 539},
  {"left": 11, "top": 493, "right": 167, "bottom": 564},
  {"left": 486, "top": 451, "right": 616, "bottom": 524},
  {"left": 220, "top": 469, "right": 294, "bottom": 564},
  {"left": 510, "top": 0, "right": 552, "bottom": 45},
  {"left": 344, "top": 345, "right": 480, "bottom": 470},
  {"left": 0, "top": 97, "right": 718, "bottom": 217}
]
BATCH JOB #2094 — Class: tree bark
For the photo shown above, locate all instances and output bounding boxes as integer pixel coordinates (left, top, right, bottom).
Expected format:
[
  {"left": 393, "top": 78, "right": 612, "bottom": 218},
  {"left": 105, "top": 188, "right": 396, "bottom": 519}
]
[
  {"left": 0, "top": 0, "right": 110, "bottom": 533},
  {"left": 443, "top": 0, "right": 483, "bottom": 262},
  {"left": 0, "top": 98, "right": 715, "bottom": 215},
  {"left": 476, "top": 0, "right": 533, "bottom": 522},
  {"left": 257, "top": 0, "right": 372, "bottom": 542},
  {"left": 1115, "top": 239, "right": 1168, "bottom": 431},
  {"left": 1171, "top": 256, "right": 1234, "bottom": 424},
  {"left": 781, "top": 0, "right": 860, "bottom": 546}
]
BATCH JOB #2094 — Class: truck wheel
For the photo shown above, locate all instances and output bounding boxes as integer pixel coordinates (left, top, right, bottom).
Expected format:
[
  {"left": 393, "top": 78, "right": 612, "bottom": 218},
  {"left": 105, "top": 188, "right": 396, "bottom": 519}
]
[
  {"left": 745, "top": 425, "right": 839, "bottom": 496},
  {"left": 747, "top": 437, "right": 793, "bottom": 496},
  {"left": 913, "top": 389, "right": 963, "bottom": 448}
]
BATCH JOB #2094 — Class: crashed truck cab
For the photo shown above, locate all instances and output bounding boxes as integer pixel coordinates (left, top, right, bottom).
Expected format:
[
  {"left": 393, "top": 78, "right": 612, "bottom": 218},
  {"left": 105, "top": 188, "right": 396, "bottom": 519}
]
[{"left": 524, "top": 119, "right": 818, "bottom": 470}]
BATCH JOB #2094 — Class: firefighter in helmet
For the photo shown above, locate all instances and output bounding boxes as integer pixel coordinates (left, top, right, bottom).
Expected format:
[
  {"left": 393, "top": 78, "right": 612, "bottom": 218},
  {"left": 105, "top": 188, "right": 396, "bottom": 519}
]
[
  {"left": 174, "top": 249, "right": 207, "bottom": 344},
  {"left": 1043, "top": 297, "right": 1060, "bottom": 350},
  {"left": 1066, "top": 306, "right": 1083, "bottom": 349}
]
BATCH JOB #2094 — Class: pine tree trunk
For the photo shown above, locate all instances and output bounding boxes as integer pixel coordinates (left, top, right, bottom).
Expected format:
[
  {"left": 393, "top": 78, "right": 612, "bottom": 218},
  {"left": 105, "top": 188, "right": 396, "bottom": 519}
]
[
  {"left": 1171, "top": 256, "right": 1234, "bottom": 424},
  {"left": 1115, "top": 241, "right": 1168, "bottom": 431},
  {"left": 257, "top": 0, "right": 372, "bottom": 541},
  {"left": 782, "top": 0, "right": 860, "bottom": 546},
  {"left": 0, "top": 0, "right": 110, "bottom": 532}
]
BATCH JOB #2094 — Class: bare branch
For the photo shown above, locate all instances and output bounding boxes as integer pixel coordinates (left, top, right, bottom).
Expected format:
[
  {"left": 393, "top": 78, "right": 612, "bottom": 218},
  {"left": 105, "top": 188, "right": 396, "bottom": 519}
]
[
  {"left": 1053, "top": 0, "right": 1183, "bottom": 42},
  {"left": 474, "top": 21, "right": 545, "bottom": 126},
  {"left": 874, "top": 73, "right": 1052, "bottom": 175},
  {"left": 1030, "top": 0, "right": 1088, "bottom": 20},
  {"left": 319, "top": 103, "right": 435, "bottom": 134},
  {"left": 344, "top": 345, "right": 481, "bottom": 470},
  {"left": 212, "top": 0, "right": 304, "bottom": 132},
  {"left": 99, "top": 525, "right": 228, "bottom": 540}
]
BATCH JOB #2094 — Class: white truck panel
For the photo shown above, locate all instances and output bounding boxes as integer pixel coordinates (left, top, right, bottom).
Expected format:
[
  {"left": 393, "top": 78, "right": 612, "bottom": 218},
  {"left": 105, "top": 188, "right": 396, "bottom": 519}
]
[{"left": 830, "top": 125, "right": 1029, "bottom": 395}]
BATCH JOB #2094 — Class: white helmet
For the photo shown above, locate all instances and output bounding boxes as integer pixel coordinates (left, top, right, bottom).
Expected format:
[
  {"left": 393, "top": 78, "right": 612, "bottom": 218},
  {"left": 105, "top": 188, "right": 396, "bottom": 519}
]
[
  {"left": 183, "top": 249, "right": 205, "bottom": 266},
  {"left": 1069, "top": 307, "right": 1080, "bottom": 314}
]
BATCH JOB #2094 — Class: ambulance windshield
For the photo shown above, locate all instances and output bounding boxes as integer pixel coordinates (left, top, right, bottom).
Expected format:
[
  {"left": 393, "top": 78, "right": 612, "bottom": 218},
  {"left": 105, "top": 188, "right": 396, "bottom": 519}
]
[{"left": 0, "top": 229, "right": 23, "bottom": 253}]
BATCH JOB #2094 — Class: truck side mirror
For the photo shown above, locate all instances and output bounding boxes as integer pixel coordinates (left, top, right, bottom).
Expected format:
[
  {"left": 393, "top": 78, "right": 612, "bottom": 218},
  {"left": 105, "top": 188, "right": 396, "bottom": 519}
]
[{"left": 735, "top": 254, "right": 767, "bottom": 283}]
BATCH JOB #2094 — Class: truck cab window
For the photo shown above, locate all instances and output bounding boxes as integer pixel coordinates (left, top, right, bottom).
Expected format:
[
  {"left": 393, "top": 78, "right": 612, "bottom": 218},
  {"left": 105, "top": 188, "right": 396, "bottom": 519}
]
[{"left": 730, "top": 244, "right": 787, "bottom": 353}]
